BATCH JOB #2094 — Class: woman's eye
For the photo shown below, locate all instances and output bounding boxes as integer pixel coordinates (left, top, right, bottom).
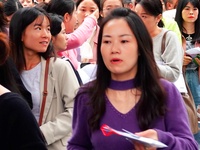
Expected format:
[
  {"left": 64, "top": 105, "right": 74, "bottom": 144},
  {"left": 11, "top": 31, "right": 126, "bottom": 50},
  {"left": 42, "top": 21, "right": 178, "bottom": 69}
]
[
  {"left": 141, "top": 15, "right": 147, "bottom": 18},
  {"left": 103, "top": 40, "right": 111, "bottom": 44},
  {"left": 91, "top": 10, "right": 95, "bottom": 13},
  {"left": 35, "top": 27, "right": 41, "bottom": 30},
  {"left": 121, "top": 40, "right": 128, "bottom": 43}
]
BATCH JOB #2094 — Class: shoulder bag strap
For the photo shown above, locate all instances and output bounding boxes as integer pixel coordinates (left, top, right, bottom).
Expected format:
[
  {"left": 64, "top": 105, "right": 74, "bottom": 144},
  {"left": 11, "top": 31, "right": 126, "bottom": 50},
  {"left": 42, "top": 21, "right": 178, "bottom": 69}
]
[
  {"left": 161, "top": 30, "right": 170, "bottom": 54},
  {"left": 38, "top": 58, "right": 50, "bottom": 126}
]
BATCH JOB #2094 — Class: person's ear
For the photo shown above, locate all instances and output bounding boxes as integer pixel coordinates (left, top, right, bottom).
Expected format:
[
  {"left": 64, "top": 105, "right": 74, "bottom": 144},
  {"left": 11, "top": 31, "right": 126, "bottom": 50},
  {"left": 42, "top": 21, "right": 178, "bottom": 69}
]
[
  {"left": 63, "top": 13, "right": 71, "bottom": 23},
  {"left": 156, "top": 14, "right": 162, "bottom": 22},
  {"left": 166, "top": 2, "right": 173, "bottom": 10},
  {"left": 52, "top": 36, "right": 55, "bottom": 44},
  {"left": 128, "top": 3, "right": 134, "bottom": 10},
  {"left": 100, "top": 11, "right": 104, "bottom": 17}
]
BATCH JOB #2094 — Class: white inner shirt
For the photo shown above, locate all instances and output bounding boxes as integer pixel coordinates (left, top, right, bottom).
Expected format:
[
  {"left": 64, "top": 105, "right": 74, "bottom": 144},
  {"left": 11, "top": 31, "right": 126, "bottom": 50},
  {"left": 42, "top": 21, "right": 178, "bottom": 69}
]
[{"left": 21, "top": 63, "right": 41, "bottom": 122}]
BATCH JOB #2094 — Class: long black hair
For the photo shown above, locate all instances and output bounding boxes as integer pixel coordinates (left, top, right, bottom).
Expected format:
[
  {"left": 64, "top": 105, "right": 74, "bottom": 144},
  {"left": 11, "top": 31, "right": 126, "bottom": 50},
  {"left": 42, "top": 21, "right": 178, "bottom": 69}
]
[{"left": 77, "top": 7, "right": 166, "bottom": 131}]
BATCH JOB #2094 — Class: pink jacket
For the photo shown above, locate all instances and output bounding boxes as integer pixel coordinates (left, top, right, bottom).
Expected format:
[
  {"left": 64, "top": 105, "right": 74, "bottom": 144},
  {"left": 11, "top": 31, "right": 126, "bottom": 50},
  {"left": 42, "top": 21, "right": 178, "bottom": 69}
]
[
  {"left": 57, "top": 16, "right": 97, "bottom": 70},
  {"left": 67, "top": 16, "right": 97, "bottom": 50}
]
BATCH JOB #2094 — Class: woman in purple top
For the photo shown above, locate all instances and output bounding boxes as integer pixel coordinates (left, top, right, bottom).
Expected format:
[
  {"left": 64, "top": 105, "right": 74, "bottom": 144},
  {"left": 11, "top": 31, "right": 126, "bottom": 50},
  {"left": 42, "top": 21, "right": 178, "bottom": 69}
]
[{"left": 68, "top": 8, "right": 198, "bottom": 150}]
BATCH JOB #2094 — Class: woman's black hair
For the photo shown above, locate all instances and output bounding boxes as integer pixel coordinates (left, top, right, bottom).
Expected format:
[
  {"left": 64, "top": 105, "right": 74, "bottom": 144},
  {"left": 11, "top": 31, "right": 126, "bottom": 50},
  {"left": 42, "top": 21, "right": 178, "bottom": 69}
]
[
  {"left": 3, "top": 0, "right": 23, "bottom": 16},
  {"left": 44, "top": 0, "right": 75, "bottom": 16},
  {"left": 49, "top": 13, "right": 63, "bottom": 36}
]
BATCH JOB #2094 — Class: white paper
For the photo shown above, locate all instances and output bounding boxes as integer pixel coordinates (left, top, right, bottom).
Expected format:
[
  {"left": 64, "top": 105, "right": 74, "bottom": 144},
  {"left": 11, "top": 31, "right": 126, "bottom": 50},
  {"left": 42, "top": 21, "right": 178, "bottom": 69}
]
[
  {"left": 185, "top": 47, "right": 200, "bottom": 58},
  {"left": 173, "top": 73, "right": 187, "bottom": 93},
  {"left": 112, "top": 128, "right": 167, "bottom": 148}
]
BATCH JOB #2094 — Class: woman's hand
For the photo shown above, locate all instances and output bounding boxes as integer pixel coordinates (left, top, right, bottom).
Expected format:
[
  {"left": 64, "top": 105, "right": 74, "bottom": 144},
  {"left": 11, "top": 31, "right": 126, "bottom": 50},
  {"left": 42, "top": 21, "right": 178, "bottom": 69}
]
[
  {"left": 183, "top": 55, "right": 192, "bottom": 66},
  {"left": 134, "top": 129, "right": 158, "bottom": 150},
  {"left": 89, "top": 9, "right": 99, "bottom": 20},
  {"left": 194, "top": 57, "right": 200, "bottom": 66}
]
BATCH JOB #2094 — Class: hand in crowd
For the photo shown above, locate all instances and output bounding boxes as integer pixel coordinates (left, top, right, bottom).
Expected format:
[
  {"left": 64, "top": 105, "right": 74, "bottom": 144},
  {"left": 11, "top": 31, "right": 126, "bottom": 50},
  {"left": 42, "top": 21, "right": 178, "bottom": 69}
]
[
  {"left": 134, "top": 129, "right": 158, "bottom": 150},
  {"left": 194, "top": 57, "right": 200, "bottom": 66},
  {"left": 183, "top": 55, "right": 192, "bottom": 66},
  {"left": 89, "top": 9, "right": 99, "bottom": 20}
]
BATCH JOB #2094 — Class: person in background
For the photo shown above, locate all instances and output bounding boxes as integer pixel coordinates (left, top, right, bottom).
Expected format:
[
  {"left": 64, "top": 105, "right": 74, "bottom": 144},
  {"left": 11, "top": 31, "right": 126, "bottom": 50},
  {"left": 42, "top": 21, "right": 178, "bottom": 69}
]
[
  {"left": 0, "top": 32, "right": 47, "bottom": 150},
  {"left": 135, "top": 0, "right": 183, "bottom": 82},
  {"left": 175, "top": 0, "right": 200, "bottom": 145},
  {"left": 0, "top": 2, "right": 8, "bottom": 33},
  {"left": 162, "top": 0, "right": 178, "bottom": 19},
  {"left": 37, "top": 0, "right": 99, "bottom": 70},
  {"left": 9, "top": 7, "right": 79, "bottom": 150},
  {"left": 164, "top": 0, "right": 178, "bottom": 10},
  {"left": 100, "top": 0, "right": 123, "bottom": 18},
  {"left": 136, "top": 0, "right": 181, "bottom": 43},
  {"left": 123, "top": 0, "right": 136, "bottom": 11},
  {"left": 68, "top": 7, "right": 198, "bottom": 150},
  {"left": 76, "top": 0, "right": 100, "bottom": 65},
  {"left": 19, "top": 0, "right": 35, "bottom": 7},
  {"left": 3, "top": 0, "right": 23, "bottom": 26},
  {"left": 50, "top": 14, "right": 67, "bottom": 53},
  {"left": 0, "top": 1, "right": 32, "bottom": 108},
  {"left": 49, "top": 13, "right": 83, "bottom": 85}
]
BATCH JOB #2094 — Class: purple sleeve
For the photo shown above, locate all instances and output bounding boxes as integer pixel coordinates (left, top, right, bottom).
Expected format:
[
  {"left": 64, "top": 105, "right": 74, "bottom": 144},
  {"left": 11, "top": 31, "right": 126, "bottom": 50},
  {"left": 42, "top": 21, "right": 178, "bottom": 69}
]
[
  {"left": 67, "top": 16, "right": 97, "bottom": 50},
  {"left": 67, "top": 91, "right": 93, "bottom": 149},
  {"left": 156, "top": 81, "right": 198, "bottom": 149}
]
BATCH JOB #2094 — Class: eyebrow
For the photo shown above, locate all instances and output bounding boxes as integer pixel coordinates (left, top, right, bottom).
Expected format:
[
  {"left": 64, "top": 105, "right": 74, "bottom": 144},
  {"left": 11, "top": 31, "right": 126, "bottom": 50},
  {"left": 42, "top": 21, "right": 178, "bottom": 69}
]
[
  {"left": 34, "top": 23, "right": 42, "bottom": 26},
  {"left": 102, "top": 34, "right": 133, "bottom": 37},
  {"left": 105, "top": 4, "right": 121, "bottom": 7},
  {"left": 140, "top": 12, "right": 149, "bottom": 15},
  {"left": 184, "top": 5, "right": 195, "bottom": 8},
  {"left": 34, "top": 23, "right": 50, "bottom": 27},
  {"left": 80, "top": 6, "right": 97, "bottom": 8}
]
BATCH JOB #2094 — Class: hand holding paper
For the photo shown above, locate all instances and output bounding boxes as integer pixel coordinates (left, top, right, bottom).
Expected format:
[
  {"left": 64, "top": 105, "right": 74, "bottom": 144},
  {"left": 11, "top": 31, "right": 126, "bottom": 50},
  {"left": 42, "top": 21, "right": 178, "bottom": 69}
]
[
  {"left": 185, "top": 47, "right": 200, "bottom": 58},
  {"left": 100, "top": 124, "right": 167, "bottom": 148}
]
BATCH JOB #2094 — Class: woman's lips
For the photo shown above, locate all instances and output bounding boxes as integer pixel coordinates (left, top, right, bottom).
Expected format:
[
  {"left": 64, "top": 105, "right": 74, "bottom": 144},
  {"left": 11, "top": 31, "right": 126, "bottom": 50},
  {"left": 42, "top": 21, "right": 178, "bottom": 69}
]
[
  {"left": 188, "top": 16, "right": 194, "bottom": 18},
  {"left": 111, "top": 58, "right": 122, "bottom": 64}
]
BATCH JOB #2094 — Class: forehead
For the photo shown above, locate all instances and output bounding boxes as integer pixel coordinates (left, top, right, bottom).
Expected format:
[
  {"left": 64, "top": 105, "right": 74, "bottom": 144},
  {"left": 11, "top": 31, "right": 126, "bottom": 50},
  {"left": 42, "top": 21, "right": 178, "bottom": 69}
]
[
  {"left": 184, "top": 2, "right": 196, "bottom": 8},
  {"left": 172, "top": 0, "right": 178, "bottom": 4},
  {"left": 79, "top": 0, "right": 96, "bottom": 4},
  {"left": 103, "top": 0, "right": 123, "bottom": 7},
  {"left": 103, "top": 18, "right": 133, "bottom": 34},
  {"left": 30, "top": 15, "right": 50, "bottom": 26},
  {"left": 135, "top": 4, "right": 147, "bottom": 13},
  {"left": 20, "top": 0, "right": 33, "bottom": 2},
  {"left": 78, "top": 0, "right": 98, "bottom": 7}
]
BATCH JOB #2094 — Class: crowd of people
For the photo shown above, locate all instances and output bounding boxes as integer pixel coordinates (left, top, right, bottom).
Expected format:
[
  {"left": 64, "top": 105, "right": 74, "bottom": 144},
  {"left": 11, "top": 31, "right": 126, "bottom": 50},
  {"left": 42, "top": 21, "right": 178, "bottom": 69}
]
[{"left": 0, "top": 0, "right": 200, "bottom": 149}]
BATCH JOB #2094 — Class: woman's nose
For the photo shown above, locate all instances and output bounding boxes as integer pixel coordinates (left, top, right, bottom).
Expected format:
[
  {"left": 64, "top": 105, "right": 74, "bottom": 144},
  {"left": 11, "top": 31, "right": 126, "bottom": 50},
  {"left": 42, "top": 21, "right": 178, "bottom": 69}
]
[
  {"left": 189, "top": 9, "right": 194, "bottom": 14},
  {"left": 111, "top": 43, "right": 120, "bottom": 54},
  {"left": 42, "top": 29, "right": 50, "bottom": 38}
]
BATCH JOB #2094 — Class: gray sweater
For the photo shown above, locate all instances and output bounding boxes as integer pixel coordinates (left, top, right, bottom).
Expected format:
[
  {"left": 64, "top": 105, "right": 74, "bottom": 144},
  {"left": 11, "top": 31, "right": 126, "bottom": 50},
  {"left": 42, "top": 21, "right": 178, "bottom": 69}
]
[{"left": 153, "top": 28, "right": 183, "bottom": 82}]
